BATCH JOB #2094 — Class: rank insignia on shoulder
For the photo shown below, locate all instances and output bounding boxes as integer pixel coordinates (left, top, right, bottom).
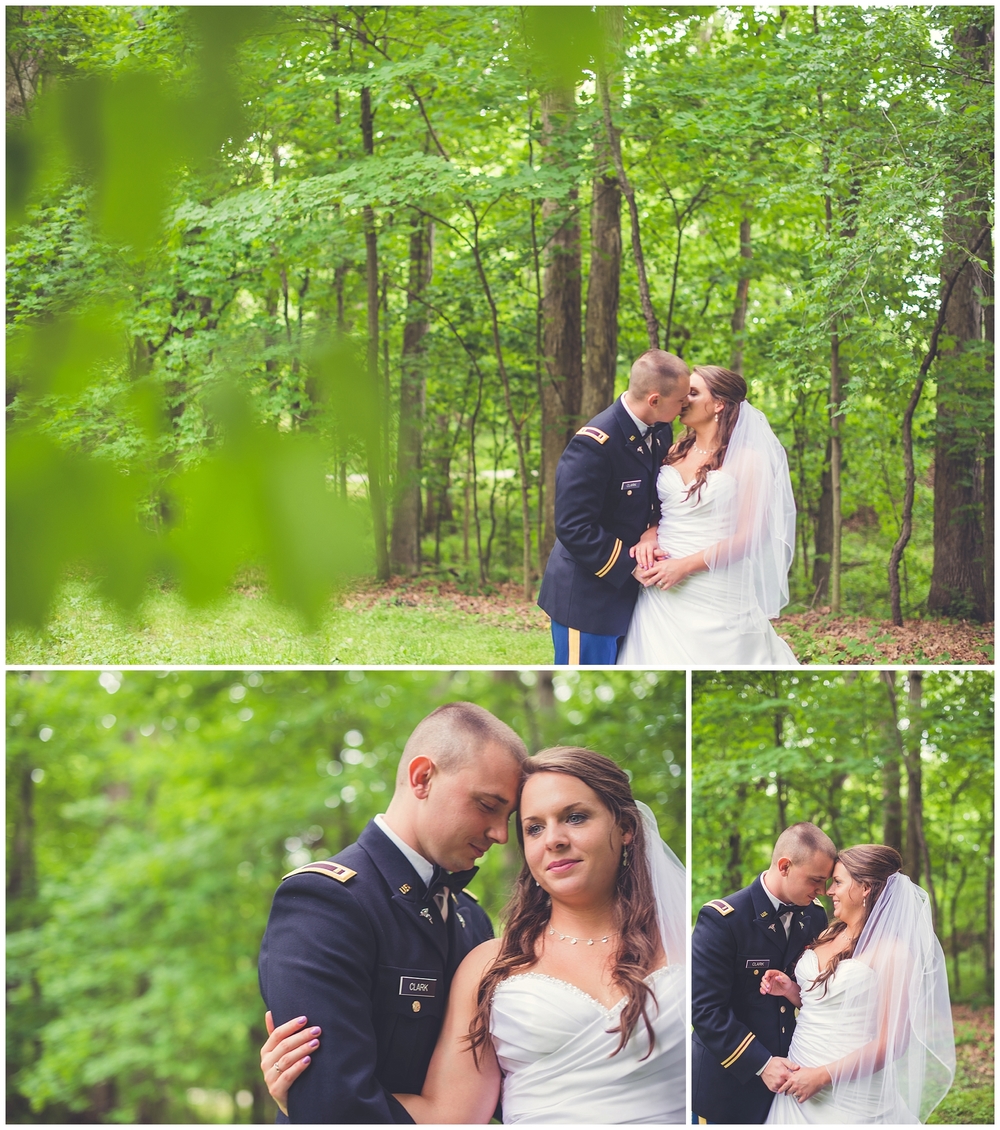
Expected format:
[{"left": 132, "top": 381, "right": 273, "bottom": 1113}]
[
  {"left": 576, "top": 426, "right": 609, "bottom": 444},
  {"left": 282, "top": 860, "right": 357, "bottom": 883},
  {"left": 705, "top": 899, "right": 734, "bottom": 916}
]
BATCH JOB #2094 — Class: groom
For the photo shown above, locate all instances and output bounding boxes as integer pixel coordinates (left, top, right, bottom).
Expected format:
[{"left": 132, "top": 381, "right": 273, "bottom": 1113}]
[
  {"left": 259, "top": 702, "right": 526, "bottom": 1122},
  {"left": 691, "top": 822, "right": 835, "bottom": 1124},
  {"left": 538, "top": 349, "right": 690, "bottom": 664}
]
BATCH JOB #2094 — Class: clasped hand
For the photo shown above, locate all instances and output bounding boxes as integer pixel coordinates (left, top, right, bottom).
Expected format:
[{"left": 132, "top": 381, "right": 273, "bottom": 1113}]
[{"left": 629, "top": 530, "right": 679, "bottom": 589}]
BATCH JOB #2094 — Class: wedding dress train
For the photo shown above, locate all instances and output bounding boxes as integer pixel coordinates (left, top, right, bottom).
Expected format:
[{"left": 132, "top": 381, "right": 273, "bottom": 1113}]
[
  {"left": 618, "top": 465, "right": 798, "bottom": 666},
  {"left": 490, "top": 964, "right": 685, "bottom": 1123}
]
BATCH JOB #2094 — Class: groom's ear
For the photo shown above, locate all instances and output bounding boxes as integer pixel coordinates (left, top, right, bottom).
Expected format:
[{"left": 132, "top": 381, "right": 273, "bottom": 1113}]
[{"left": 407, "top": 754, "right": 435, "bottom": 798}]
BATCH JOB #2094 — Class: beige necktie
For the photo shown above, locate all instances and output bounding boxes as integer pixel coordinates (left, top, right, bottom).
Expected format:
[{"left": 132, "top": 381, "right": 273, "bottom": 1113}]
[{"left": 433, "top": 886, "right": 449, "bottom": 922}]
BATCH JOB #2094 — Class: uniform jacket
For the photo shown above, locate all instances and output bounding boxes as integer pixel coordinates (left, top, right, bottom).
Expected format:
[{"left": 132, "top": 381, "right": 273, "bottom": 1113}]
[
  {"left": 537, "top": 398, "right": 672, "bottom": 637},
  {"left": 691, "top": 877, "right": 828, "bottom": 1124},
  {"left": 259, "top": 821, "right": 494, "bottom": 1124}
]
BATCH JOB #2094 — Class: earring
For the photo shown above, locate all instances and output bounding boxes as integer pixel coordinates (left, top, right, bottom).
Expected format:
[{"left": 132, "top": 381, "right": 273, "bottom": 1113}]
[
  {"left": 714, "top": 412, "right": 719, "bottom": 423},
  {"left": 621, "top": 845, "right": 630, "bottom": 869},
  {"left": 534, "top": 879, "right": 540, "bottom": 887}
]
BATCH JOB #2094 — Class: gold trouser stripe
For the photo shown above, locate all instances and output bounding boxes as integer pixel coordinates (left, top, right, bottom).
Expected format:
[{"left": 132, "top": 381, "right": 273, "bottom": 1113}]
[
  {"left": 568, "top": 628, "right": 581, "bottom": 665},
  {"left": 721, "top": 1032, "right": 755, "bottom": 1069},
  {"left": 595, "top": 538, "right": 622, "bottom": 578}
]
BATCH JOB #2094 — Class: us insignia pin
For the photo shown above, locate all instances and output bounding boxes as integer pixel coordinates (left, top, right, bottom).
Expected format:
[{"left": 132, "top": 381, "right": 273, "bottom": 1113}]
[{"left": 399, "top": 883, "right": 411, "bottom": 894}]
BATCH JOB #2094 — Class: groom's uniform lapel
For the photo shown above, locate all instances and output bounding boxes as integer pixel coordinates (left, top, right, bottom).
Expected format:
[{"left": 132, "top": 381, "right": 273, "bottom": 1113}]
[{"left": 259, "top": 819, "right": 493, "bottom": 1125}]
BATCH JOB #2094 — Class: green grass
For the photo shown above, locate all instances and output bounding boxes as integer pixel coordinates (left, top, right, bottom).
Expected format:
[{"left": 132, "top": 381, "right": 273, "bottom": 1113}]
[
  {"left": 927, "top": 1005, "right": 994, "bottom": 1125},
  {"left": 6, "top": 579, "right": 552, "bottom": 665}
]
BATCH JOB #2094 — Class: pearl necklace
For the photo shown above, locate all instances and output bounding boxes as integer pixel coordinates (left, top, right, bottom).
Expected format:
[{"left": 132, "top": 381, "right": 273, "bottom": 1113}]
[
  {"left": 693, "top": 442, "right": 717, "bottom": 456},
  {"left": 549, "top": 926, "right": 616, "bottom": 946}
]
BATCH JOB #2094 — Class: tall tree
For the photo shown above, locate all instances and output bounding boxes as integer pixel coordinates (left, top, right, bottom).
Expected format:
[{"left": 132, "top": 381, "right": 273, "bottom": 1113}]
[
  {"left": 927, "top": 13, "right": 993, "bottom": 620},
  {"left": 390, "top": 211, "right": 433, "bottom": 574},
  {"left": 538, "top": 86, "right": 583, "bottom": 564}
]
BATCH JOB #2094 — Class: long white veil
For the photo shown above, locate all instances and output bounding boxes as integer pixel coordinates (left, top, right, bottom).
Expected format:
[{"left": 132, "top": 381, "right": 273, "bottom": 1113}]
[
  {"left": 637, "top": 801, "right": 686, "bottom": 969},
  {"left": 702, "top": 400, "right": 796, "bottom": 629},
  {"left": 826, "top": 872, "right": 955, "bottom": 1122}
]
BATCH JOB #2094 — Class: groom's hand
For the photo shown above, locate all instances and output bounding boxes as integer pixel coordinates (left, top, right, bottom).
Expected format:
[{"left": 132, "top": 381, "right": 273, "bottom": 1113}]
[{"left": 760, "top": 1057, "right": 798, "bottom": 1093}]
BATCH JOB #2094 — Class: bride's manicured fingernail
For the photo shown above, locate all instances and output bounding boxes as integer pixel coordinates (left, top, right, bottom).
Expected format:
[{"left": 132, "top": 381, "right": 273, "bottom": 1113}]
[
  {"left": 302, "top": 1055, "right": 311, "bottom": 1065},
  {"left": 310, "top": 1026, "right": 321, "bottom": 1035},
  {"left": 309, "top": 1039, "right": 319, "bottom": 1048},
  {"left": 296, "top": 1016, "right": 307, "bottom": 1024}
]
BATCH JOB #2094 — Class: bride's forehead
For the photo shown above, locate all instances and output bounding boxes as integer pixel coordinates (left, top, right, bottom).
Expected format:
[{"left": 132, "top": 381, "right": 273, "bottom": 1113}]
[{"left": 520, "top": 772, "right": 598, "bottom": 804}]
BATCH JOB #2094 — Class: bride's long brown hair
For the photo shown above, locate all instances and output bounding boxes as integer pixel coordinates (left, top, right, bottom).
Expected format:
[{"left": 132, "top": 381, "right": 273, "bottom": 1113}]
[
  {"left": 467, "top": 748, "right": 662, "bottom": 1063},
  {"left": 806, "top": 844, "right": 902, "bottom": 996},
  {"left": 665, "top": 365, "right": 747, "bottom": 501}
]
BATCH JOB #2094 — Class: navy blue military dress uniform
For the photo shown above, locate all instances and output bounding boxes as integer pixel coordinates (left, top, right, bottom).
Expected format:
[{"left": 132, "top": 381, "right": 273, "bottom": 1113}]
[
  {"left": 259, "top": 821, "right": 494, "bottom": 1123},
  {"left": 538, "top": 397, "right": 672, "bottom": 663},
  {"left": 691, "top": 877, "right": 828, "bottom": 1124}
]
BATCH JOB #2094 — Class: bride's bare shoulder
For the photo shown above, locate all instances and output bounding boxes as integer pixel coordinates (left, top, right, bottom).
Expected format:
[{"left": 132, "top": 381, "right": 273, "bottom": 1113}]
[{"left": 455, "top": 938, "right": 503, "bottom": 984}]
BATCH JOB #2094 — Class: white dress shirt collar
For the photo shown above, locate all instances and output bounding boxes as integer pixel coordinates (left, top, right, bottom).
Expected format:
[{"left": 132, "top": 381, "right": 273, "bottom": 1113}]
[
  {"left": 374, "top": 813, "right": 435, "bottom": 887},
  {"left": 620, "top": 393, "right": 650, "bottom": 437},
  {"left": 759, "top": 871, "right": 783, "bottom": 912}
]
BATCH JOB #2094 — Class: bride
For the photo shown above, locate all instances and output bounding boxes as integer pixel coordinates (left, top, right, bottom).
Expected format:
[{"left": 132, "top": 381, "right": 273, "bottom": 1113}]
[
  {"left": 762, "top": 845, "right": 955, "bottom": 1124},
  {"left": 261, "top": 748, "right": 686, "bottom": 1123},
  {"left": 618, "top": 365, "right": 798, "bottom": 666}
]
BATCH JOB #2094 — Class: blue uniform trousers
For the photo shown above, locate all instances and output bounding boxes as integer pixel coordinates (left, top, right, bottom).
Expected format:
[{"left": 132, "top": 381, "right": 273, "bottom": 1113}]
[{"left": 551, "top": 620, "right": 621, "bottom": 665}]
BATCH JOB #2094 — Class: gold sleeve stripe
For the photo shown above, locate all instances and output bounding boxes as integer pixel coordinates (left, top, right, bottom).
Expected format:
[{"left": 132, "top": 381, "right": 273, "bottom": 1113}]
[
  {"left": 595, "top": 538, "right": 622, "bottom": 578},
  {"left": 721, "top": 1032, "right": 756, "bottom": 1069}
]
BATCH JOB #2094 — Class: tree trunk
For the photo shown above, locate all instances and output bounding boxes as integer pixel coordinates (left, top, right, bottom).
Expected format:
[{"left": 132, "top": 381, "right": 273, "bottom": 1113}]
[
  {"left": 983, "top": 228, "right": 994, "bottom": 620},
  {"left": 725, "top": 783, "right": 748, "bottom": 893},
  {"left": 539, "top": 86, "right": 583, "bottom": 565},
  {"left": 729, "top": 213, "right": 752, "bottom": 375},
  {"left": 985, "top": 832, "right": 994, "bottom": 984},
  {"left": 927, "top": 21, "right": 991, "bottom": 621},
  {"left": 812, "top": 437, "right": 833, "bottom": 604},
  {"left": 390, "top": 212, "right": 433, "bottom": 574},
  {"left": 6, "top": 761, "right": 35, "bottom": 904},
  {"left": 581, "top": 163, "right": 621, "bottom": 420},
  {"left": 828, "top": 324, "right": 843, "bottom": 614},
  {"left": 949, "top": 864, "right": 967, "bottom": 995},
  {"left": 360, "top": 85, "right": 390, "bottom": 582},
  {"left": 881, "top": 736, "right": 903, "bottom": 855}
]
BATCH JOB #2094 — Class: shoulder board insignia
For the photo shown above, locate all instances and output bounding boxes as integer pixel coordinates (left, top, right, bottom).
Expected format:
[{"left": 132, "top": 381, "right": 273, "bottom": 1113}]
[
  {"left": 462, "top": 889, "right": 480, "bottom": 903},
  {"left": 576, "top": 426, "right": 609, "bottom": 444},
  {"left": 813, "top": 897, "right": 825, "bottom": 906},
  {"left": 282, "top": 861, "right": 357, "bottom": 884},
  {"left": 705, "top": 899, "right": 735, "bottom": 916}
]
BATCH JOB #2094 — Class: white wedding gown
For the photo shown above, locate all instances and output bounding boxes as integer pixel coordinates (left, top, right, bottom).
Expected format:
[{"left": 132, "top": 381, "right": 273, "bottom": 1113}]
[
  {"left": 765, "top": 950, "right": 915, "bottom": 1124},
  {"left": 618, "top": 465, "right": 798, "bottom": 666},
  {"left": 490, "top": 964, "right": 685, "bottom": 1123}
]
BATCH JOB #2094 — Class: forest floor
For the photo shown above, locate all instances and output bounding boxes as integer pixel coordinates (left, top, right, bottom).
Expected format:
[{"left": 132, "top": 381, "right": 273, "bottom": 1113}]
[
  {"left": 6, "top": 574, "right": 993, "bottom": 666},
  {"left": 927, "top": 1003, "right": 994, "bottom": 1124}
]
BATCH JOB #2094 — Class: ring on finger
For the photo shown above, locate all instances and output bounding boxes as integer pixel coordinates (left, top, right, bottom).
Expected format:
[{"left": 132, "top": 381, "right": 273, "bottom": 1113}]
[{"left": 273, "top": 1061, "right": 283, "bottom": 1073}]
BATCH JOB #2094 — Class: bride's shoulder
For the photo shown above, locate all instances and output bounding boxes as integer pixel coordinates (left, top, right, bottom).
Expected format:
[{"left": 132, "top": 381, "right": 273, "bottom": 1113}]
[{"left": 454, "top": 938, "right": 503, "bottom": 984}]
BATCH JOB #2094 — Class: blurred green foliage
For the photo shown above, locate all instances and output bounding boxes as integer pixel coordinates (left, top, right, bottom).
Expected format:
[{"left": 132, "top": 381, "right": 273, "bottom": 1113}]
[
  {"left": 6, "top": 668, "right": 684, "bottom": 1122},
  {"left": 692, "top": 670, "right": 994, "bottom": 1005}
]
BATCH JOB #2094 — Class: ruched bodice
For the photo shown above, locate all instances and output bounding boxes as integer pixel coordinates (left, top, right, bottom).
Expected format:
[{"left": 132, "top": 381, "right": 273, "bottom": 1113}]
[
  {"left": 766, "top": 950, "right": 914, "bottom": 1124},
  {"left": 618, "top": 465, "right": 797, "bottom": 666},
  {"left": 490, "top": 964, "right": 685, "bottom": 1123}
]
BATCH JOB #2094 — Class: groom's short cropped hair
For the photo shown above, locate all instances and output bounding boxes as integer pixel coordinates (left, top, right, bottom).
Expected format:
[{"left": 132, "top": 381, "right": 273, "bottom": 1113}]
[
  {"left": 395, "top": 702, "right": 528, "bottom": 786},
  {"left": 628, "top": 349, "right": 690, "bottom": 398},
  {"left": 772, "top": 822, "right": 837, "bottom": 866}
]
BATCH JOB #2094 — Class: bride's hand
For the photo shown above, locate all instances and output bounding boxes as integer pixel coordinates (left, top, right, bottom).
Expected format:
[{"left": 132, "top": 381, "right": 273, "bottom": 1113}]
[
  {"left": 780, "top": 1064, "right": 831, "bottom": 1103},
  {"left": 642, "top": 556, "right": 692, "bottom": 590},
  {"left": 760, "top": 970, "right": 793, "bottom": 997},
  {"left": 629, "top": 526, "right": 663, "bottom": 570},
  {"left": 260, "top": 1011, "right": 321, "bottom": 1115}
]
